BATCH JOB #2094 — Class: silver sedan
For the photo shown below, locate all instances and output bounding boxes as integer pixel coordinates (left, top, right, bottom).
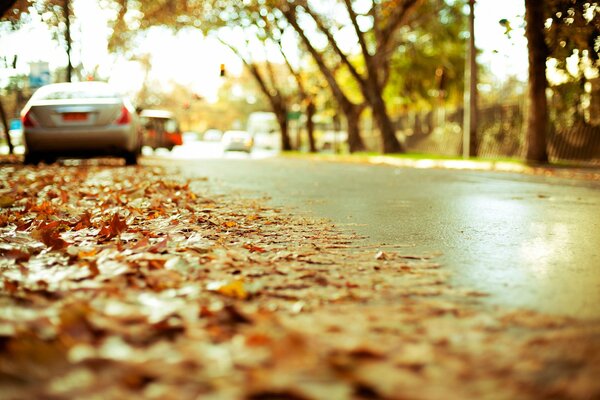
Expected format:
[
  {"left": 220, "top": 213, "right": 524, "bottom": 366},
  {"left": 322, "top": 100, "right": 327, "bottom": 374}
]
[{"left": 21, "top": 82, "right": 142, "bottom": 165}]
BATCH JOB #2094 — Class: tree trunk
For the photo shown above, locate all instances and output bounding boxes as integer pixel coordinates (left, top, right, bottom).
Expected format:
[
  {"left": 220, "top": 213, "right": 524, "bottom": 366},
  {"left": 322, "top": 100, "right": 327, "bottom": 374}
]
[
  {"left": 367, "top": 86, "right": 403, "bottom": 153},
  {"left": 64, "top": 0, "right": 73, "bottom": 82},
  {"left": 343, "top": 102, "right": 365, "bottom": 153},
  {"left": 274, "top": 104, "right": 292, "bottom": 151},
  {"left": 0, "top": 100, "right": 14, "bottom": 155},
  {"left": 524, "top": 0, "right": 549, "bottom": 163},
  {"left": 306, "top": 101, "right": 317, "bottom": 153}
]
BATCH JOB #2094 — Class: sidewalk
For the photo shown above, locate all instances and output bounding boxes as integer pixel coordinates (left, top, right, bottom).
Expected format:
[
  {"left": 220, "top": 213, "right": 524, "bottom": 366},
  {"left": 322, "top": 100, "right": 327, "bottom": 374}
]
[{"left": 285, "top": 152, "right": 600, "bottom": 181}]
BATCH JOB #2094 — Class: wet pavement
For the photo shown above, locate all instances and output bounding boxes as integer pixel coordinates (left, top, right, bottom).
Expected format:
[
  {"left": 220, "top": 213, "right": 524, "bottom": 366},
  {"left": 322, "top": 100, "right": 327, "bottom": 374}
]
[{"left": 159, "top": 155, "right": 600, "bottom": 319}]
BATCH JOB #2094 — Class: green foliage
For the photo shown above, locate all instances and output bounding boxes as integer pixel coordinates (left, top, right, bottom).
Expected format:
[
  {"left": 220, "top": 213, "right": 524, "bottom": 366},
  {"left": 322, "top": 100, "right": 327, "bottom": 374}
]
[
  {"left": 544, "top": 1, "right": 599, "bottom": 125},
  {"left": 545, "top": 0, "right": 599, "bottom": 72},
  {"left": 385, "top": 0, "right": 467, "bottom": 111}
]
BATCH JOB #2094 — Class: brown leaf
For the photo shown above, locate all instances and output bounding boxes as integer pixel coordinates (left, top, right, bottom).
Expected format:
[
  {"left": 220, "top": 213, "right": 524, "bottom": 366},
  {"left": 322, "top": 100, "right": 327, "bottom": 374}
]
[
  {"left": 31, "top": 221, "right": 69, "bottom": 250},
  {"left": 243, "top": 243, "right": 267, "bottom": 253},
  {"left": 0, "top": 194, "right": 16, "bottom": 208},
  {"left": 149, "top": 237, "right": 168, "bottom": 253},
  {"left": 73, "top": 211, "right": 92, "bottom": 230},
  {"left": 3, "top": 278, "right": 19, "bottom": 295},
  {"left": 1, "top": 248, "right": 31, "bottom": 262},
  {"left": 99, "top": 213, "right": 128, "bottom": 239}
]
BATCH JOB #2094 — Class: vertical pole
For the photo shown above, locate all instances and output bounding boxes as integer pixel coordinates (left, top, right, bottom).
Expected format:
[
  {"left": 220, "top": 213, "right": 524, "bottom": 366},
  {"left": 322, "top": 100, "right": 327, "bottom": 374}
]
[
  {"left": 463, "top": 0, "right": 477, "bottom": 158},
  {"left": 64, "top": 0, "right": 73, "bottom": 82}
]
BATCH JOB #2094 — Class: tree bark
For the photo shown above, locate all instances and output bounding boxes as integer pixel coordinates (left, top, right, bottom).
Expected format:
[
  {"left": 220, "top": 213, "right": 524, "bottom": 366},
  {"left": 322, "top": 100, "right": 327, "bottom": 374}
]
[
  {"left": 64, "top": 0, "right": 73, "bottom": 82},
  {"left": 366, "top": 83, "right": 403, "bottom": 153},
  {"left": 0, "top": 100, "right": 14, "bottom": 154},
  {"left": 342, "top": 102, "right": 365, "bottom": 153},
  {"left": 274, "top": 101, "right": 292, "bottom": 151},
  {"left": 306, "top": 101, "right": 316, "bottom": 153},
  {"left": 524, "top": 0, "right": 549, "bottom": 163}
]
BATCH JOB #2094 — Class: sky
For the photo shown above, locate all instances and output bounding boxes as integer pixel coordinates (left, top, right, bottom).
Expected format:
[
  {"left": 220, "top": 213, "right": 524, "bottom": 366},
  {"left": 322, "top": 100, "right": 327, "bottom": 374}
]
[{"left": 0, "top": 0, "right": 528, "bottom": 101}]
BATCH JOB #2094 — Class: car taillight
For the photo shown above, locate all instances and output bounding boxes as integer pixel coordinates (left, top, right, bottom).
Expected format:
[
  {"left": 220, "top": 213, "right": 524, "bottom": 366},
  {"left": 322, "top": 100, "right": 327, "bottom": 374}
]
[
  {"left": 116, "top": 106, "right": 131, "bottom": 125},
  {"left": 21, "top": 110, "right": 36, "bottom": 128}
]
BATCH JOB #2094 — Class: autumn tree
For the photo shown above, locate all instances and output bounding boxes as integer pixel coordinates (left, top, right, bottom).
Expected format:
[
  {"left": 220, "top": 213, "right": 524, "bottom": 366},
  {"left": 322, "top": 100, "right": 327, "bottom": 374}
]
[
  {"left": 267, "top": 20, "right": 319, "bottom": 152},
  {"left": 108, "top": 0, "right": 299, "bottom": 150},
  {"left": 1, "top": 0, "right": 27, "bottom": 153},
  {"left": 210, "top": 3, "right": 292, "bottom": 150},
  {"left": 279, "top": 0, "right": 424, "bottom": 154},
  {"left": 2, "top": 0, "right": 75, "bottom": 82},
  {"left": 523, "top": 0, "right": 598, "bottom": 163}
]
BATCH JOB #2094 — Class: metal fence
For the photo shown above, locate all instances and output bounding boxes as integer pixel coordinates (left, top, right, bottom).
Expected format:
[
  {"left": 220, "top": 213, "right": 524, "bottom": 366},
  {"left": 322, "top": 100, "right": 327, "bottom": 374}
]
[{"left": 389, "top": 103, "right": 600, "bottom": 164}]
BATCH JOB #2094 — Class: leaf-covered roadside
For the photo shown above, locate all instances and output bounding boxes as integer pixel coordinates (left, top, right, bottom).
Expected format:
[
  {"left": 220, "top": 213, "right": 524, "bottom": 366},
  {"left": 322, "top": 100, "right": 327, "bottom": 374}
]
[{"left": 0, "top": 163, "right": 599, "bottom": 400}]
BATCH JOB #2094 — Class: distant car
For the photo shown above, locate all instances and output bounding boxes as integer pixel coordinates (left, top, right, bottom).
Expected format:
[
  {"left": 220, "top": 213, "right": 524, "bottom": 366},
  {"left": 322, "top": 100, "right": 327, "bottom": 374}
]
[
  {"left": 318, "top": 130, "right": 348, "bottom": 151},
  {"left": 21, "top": 81, "right": 142, "bottom": 165},
  {"left": 182, "top": 131, "right": 201, "bottom": 143},
  {"left": 222, "top": 130, "right": 253, "bottom": 153},
  {"left": 203, "top": 129, "right": 222, "bottom": 142},
  {"left": 139, "top": 109, "right": 182, "bottom": 151}
]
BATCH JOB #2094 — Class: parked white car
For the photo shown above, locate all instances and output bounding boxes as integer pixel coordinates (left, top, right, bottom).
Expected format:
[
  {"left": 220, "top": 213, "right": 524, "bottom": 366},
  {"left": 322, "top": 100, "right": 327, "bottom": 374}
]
[{"left": 21, "top": 82, "right": 142, "bottom": 165}]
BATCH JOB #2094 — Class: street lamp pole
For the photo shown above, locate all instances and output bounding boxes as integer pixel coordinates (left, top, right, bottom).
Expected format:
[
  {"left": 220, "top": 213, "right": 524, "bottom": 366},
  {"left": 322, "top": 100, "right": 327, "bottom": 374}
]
[{"left": 463, "top": 0, "right": 478, "bottom": 158}]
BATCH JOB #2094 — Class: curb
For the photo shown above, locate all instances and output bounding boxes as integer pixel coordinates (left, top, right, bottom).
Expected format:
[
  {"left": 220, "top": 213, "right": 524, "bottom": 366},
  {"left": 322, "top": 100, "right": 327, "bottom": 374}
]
[{"left": 285, "top": 153, "right": 600, "bottom": 181}]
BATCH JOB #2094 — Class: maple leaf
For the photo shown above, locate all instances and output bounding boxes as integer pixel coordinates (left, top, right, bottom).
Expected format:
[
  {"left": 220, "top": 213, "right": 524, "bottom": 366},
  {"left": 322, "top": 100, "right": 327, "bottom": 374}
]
[
  {"left": 73, "top": 211, "right": 92, "bottom": 230},
  {"left": 31, "top": 221, "right": 70, "bottom": 250},
  {"left": 98, "top": 213, "right": 128, "bottom": 239}
]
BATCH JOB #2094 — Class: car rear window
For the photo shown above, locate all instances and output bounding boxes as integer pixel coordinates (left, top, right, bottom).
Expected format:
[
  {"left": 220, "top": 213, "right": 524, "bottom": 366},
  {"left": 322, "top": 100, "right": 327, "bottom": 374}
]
[{"left": 33, "top": 84, "right": 120, "bottom": 100}]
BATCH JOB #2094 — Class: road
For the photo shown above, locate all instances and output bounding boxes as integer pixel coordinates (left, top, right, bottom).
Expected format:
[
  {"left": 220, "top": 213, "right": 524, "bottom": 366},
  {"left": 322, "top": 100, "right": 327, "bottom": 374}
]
[{"left": 150, "top": 145, "right": 600, "bottom": 319}]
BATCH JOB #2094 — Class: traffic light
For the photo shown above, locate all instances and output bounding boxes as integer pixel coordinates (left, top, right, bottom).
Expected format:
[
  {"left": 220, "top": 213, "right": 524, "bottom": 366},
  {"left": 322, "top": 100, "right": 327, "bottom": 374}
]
[{"left": 219, "top": 63, "right": 226, "bottom": 77}]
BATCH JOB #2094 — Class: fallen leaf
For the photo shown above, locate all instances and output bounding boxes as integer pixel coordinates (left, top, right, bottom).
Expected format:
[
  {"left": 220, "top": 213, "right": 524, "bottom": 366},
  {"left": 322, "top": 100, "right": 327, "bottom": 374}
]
[
  {"left": 244, "top": 243, "right": 266, "bottom": 253},
  {"left": 31, "top": 221, "right": 70, "bottom": 250},
  {"left": 0, "top": 194, "right": 15, "bottom": 208},
  {"left": 99, "top": 213, "right": 128, "bottom": 239},
  {"left": 1, "top": 248, "right": 31, "bottom": 262},
  {"left": 207, "top": 279, "right": 249, "bottom": 300}
]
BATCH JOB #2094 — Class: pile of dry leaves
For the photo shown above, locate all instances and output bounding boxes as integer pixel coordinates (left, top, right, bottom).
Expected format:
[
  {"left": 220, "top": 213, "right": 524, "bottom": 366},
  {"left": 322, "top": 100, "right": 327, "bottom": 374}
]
[{"left": 0, "top": 162, "right": 599, "bottom": 399}]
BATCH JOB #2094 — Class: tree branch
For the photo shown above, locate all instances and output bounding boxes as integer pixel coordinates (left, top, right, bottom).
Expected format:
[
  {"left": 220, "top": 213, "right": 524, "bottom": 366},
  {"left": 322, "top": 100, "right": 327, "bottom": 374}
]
[{"left": 297, "top": 2, "right": 365, "bottom": 88}]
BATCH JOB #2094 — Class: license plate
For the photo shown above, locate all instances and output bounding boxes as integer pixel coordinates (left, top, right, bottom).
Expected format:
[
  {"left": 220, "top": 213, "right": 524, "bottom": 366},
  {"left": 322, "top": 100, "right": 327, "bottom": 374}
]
[{"left": 62, "top": 112, "right": 88, "bottom": 121}]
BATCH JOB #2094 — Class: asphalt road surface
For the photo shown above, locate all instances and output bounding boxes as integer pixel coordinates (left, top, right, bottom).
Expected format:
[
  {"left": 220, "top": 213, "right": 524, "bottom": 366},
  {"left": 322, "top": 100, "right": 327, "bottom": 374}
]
[{"left": 154, "top": 152, "right": 600, "bottom": 319}]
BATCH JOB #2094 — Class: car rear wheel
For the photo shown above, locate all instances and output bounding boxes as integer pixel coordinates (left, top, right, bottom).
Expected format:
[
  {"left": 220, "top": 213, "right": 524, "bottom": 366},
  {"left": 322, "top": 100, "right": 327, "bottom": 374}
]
[
  {"left": 124, "top": 151, "right": 138, "bottom": 166},
  {"left": 23, "top": 153, "right": 41, "bottom": 165}
]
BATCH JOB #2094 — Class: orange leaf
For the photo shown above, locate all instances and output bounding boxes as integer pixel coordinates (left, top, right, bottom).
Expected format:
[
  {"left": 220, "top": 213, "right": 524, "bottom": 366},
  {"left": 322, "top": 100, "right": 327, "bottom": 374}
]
[
  {"left": 73, "top": 211, "right": 92, "bottom": 230},
  {"left": 77, "top": 248, "right": 98, "bottom": 259},
  {"left": 149, "top": 237, "right": 168, "bottom": 253},
  {"left": 243, "top": 243, "right": 266, "bottom": 253},
  {"left": 99, "top": 213, "right": 128, "bottom": 239},
  {"left": 207, "top": 280, "right": 248, "bottom": 300}
]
